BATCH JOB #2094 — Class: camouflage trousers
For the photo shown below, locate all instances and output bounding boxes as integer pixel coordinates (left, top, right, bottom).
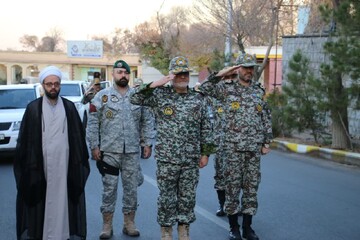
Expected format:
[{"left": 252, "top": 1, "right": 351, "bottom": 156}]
[
  {"left": 224, "top": 150, "right": 261, "bottom": 216},
  {"left": 213, "top": 151, "right": 227, "bottom": 191},
  {"left": 156, "top": 161, "right": 199, "bottom": 226},
  {"left": 100, "top": 152, "right": 141, "bottom": 214}
]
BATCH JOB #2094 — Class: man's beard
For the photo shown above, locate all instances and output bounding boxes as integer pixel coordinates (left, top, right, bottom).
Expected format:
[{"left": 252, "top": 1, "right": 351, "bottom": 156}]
[
  {"left": 172, "top": 81, "right": 188, "bottom": 89},
  {"left": 44, "top": 89, "right": 60, "bottom": 99},
  {"left": 115, "top": 77, "right": 129, "bottom": 87},
  {"left": 238, "top": 73, "right": 252, "bottom": 82}
]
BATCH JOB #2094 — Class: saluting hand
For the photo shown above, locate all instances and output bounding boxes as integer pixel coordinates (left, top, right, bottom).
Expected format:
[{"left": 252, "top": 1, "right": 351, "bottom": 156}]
[
  {"left": 216, "top": 65, "right": 241, "bottom": 79},
  {"left": 150, "top": 74, "right": 175, "bottom": 88}
]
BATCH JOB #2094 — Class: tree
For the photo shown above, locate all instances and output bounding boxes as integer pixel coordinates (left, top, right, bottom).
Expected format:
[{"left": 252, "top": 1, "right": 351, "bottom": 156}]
[
  {"left": 132, "top": 18, "right": 170, "bottom": 75},
  {"left": 132, "top": 4, "right": 230, "bottom": 74},
  {"left": 190, "top": 0, "right": 294, "bottom": 78},
  {"left": 19, "top": 27, "right": 65, "bottom": 52},
  {"left": 19, "top": 35, "right": 39, "bottom": 51},
  {"left": 91, "top": 28, "right": 138, "bottom": 54},
  {"left": 305, "top": 0, "right": 334, "bottom": 33},
  {"left": 131, "top": 5, "right": 191, "bottom": 75},
  {"left": 317, "top": 0, "right": 360, "bottom": 149},
  {"left": 282, "top": 50, "right": 326, "bottom": 143},
  {"left": 179, "top": 22, "right": 226, "bottom": 72},
  {"left": 266, "top": 88, "right": 293, "bottom": 138},
  {"left": 208, "top": 48, "right": 226, "bottom": 72}
]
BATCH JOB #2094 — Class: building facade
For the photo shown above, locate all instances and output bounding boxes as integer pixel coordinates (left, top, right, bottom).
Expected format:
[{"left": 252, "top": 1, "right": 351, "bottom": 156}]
[{"left": 0, "top": 51, "right": 142, "bottom": 85}]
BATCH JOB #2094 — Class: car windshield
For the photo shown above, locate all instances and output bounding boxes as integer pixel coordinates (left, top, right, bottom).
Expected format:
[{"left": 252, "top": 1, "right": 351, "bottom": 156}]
[
  {"left": 100, "top": 82, "right": 110, "bottom": 90},
  {"left": 0, "top": 89, "right": 36, "bottom": 109},
  {"left": 60, "top": 84, "right": 81, "bottom": 97}
]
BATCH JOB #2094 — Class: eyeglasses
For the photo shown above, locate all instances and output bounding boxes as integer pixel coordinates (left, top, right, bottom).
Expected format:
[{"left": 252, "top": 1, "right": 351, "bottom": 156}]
[{"left": 43, "top": 82, "right": 60, "bottom": 88}]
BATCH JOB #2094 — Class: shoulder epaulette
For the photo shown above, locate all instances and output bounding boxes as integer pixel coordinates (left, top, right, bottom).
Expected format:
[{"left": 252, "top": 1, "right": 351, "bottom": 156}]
[{"left": 253, "top": 81, "right": 265, "bottom": 93}]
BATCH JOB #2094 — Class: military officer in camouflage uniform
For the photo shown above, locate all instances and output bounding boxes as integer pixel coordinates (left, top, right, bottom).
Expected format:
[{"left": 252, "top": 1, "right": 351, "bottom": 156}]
[
  {"left": 196, "top": 81, "right": 228, "bottom": 217},
  {"left": 82, "top": 71, "right": 102, "bottom": 104},
  {"left": 130, "top": 56, "right": 216, "bottom": 240},
  {"left": 87, "top": 60, "right": 154, "bottom": 239},
  {"left": 211, "top": 67, "right": 237, "bottom": 217},
  {"left": 200, "top": 53, "right": 273, "bottom": 240}
]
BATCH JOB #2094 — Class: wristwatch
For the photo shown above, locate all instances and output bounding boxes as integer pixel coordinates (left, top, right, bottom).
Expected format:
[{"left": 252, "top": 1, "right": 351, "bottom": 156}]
[{"left": 263, "top": 143, "right": 270, "bottom": 148}]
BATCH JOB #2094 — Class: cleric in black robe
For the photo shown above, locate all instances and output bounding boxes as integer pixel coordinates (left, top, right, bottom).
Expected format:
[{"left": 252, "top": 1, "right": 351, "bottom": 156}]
[{"left": 13, "top": 94, "right": 90, "bottom": 239}]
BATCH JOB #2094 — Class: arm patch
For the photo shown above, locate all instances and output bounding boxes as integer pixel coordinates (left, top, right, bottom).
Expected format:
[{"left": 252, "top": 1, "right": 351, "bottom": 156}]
[{"left": 89, "top": 103, "right": 97, "bottom": 113}]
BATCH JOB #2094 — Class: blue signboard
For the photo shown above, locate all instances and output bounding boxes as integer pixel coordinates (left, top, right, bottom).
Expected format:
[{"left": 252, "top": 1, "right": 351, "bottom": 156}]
[{"left": 67, "top": 40, "right": 103, "bottom": 58}]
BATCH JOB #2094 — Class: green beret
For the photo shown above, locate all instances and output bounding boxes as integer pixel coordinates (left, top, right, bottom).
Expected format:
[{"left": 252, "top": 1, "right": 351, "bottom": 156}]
[{"left": 113, "top": 60, "right": 131, "bottom": 73}]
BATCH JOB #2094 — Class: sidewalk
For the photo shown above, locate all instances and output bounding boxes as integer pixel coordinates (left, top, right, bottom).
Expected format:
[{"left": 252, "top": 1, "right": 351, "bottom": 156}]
[{"left": 272, "top": 139, "right": 360, "bottom": 167}]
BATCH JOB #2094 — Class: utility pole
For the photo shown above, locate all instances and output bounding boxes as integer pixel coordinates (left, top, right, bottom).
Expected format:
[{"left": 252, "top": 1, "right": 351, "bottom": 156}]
[
  {"left": 224, "top": 0, "right": 233, "bottom": 67},
  {"left": 274, "top": 5, "right": 279, "bottom": 89}
]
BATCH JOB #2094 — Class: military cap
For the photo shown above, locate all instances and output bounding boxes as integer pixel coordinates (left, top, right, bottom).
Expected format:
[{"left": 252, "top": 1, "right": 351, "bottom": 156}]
[
  {"left": 235, "top": 53, "right": 258, "bottom": 67},
  {"left": 113, "top": 60, "right": 131, "bottom": 73},
  {"left": 169, "top": 56, "right": 191, "bottom": 75}
]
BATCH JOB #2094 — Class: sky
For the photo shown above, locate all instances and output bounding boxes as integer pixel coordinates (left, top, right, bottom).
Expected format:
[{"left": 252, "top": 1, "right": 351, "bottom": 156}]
[{"left": 0, "top": 0, "right": 193, "bottom": 50}]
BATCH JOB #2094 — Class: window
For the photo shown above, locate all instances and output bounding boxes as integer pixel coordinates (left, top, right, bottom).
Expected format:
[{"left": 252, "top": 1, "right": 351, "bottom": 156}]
[
  {"left": 0, "top": 89, "right": 36, "bottom": 109},
  {"left": 60, "top": 84, "right": 81, "bottom": 97}
]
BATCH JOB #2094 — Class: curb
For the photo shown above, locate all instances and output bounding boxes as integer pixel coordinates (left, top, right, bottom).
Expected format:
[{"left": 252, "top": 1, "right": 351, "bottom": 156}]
[{"left": 272, "top": 140, "right": 360, "bottom": 167}]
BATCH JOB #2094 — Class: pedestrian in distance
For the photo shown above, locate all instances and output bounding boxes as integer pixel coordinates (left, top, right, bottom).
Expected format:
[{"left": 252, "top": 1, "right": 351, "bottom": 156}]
[
  {"left": 13, "top": 65, "right": 90, "bottom": 240},
  {"left": 130, "top": 56, "right": 216, "bottom": 240},
  {"left": 86, "top": 59, "right": 154, "bottom": 239},
  {"left": 200, "top": 53, "right": 273, "bottom": 240},
  {"left": 82, "top": 71, "right": 103, "bottom": 104}
]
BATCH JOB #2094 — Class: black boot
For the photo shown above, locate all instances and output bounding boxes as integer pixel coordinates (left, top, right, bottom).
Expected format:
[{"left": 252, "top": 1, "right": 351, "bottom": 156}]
[
  {"left": 242, "top": 214, "right": 259, "bottom": 240},
  {"left": 216, "top": 190, "right": 226, "bottom": 216},
  {"left": 228, "top": 214, "right": 242, "bottom": 240}
]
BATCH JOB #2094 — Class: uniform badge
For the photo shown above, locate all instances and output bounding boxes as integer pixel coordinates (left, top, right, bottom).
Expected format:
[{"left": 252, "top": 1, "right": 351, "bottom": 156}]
[
  {"left": 105, "top": 110, "right": 113, "bottom": 118},
  {"left": 102, "top": 95, "right": 108, "bottom": 103},
  {"left": 111, "top": 95, "right": 119, "bottom": 102},
  {"left": 256, "top": 104, "right": 262, "bottom": 112},
  {"left": 217, "top": 107, "right": 224, "bottom": 113},
  {"left": 231, "top": 101, "right": 240, "bottom": 110},
  {"left": 163, "top": 106, "right": 174, "bottom": 116}
]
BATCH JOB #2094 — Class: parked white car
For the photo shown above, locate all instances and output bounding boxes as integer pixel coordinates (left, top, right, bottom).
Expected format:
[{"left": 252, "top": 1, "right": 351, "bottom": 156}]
[
  {"left": 58, "top": 80, "right": 89, "bottom": 128},
  {"left": 0, "top": 81, "right": 91, "bottom": 155},
  {"left": 0, "top": 84, "right": 40, "bottom": 154}
]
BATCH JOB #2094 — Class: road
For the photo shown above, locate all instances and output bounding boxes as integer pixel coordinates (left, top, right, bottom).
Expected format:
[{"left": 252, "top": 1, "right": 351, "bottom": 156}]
[{"left": 1, "top": 150, "right": 360, "bottom": 240}]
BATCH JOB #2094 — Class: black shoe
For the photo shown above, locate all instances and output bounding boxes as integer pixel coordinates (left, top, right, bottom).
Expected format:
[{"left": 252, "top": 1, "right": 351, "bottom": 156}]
[
  {"left": 229, "top": 228, "right": 242, "bottom": 240},
  {"left": 242, "top": 227, "right": 259, "bottom": 240},
  {"left": 216, "top": 205, "right": 226, "bottom": 216}
]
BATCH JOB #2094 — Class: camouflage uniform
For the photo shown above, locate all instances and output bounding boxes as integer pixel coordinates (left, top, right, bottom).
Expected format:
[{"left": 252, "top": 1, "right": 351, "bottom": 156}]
[
  {"left": 130, "top": 62, "right": 216, "bottom": 227},
  {"left": 200, "top": 60, "right": 273, "bottom": 217},
  {"left": 212, "top": 97, "right": 226, "bottom": 191},
  {"left": 86, "top": 85, "right": 154, "bottom": 214}
]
